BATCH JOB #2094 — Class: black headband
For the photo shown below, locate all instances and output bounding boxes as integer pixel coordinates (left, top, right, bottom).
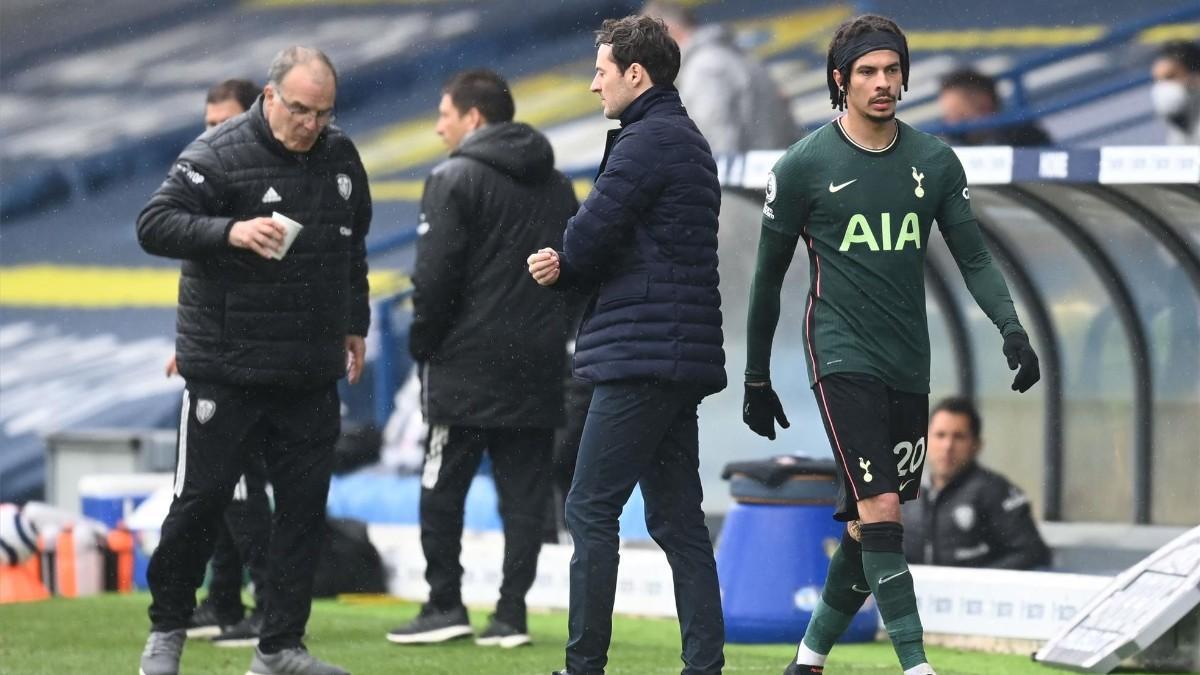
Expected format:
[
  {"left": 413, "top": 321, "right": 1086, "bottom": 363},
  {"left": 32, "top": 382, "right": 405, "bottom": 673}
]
[{"left": 827, "top": 30, "right": 910, "bottom": 110}]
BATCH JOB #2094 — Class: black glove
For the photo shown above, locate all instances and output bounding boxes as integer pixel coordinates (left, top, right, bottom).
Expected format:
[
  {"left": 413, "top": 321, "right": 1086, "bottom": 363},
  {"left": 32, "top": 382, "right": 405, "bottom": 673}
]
[
  {"left": 743, "top": 381, "right": 790, "bottom": 440},
  {"left": 1003, "top": 332, "right": 1040, "bottom": 393}
]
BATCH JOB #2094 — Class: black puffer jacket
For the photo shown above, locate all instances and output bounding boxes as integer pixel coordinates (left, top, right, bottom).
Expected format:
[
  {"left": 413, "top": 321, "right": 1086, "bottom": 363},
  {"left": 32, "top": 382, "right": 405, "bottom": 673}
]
[
  {"left": 410, "top": 122, "right": 578, "bottom": 428},
  {"left": 137, "top": 98, "right": 371, "bottom": 389},
  {"left": 902, "top": 462, "right": 1051, "bottom": 570}
]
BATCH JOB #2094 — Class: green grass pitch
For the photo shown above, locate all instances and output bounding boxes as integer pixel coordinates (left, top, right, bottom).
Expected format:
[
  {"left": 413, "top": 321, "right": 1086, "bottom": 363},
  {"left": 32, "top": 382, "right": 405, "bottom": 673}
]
[{"left": 0, "top": 593, "right": 1185, "bottom": 674}]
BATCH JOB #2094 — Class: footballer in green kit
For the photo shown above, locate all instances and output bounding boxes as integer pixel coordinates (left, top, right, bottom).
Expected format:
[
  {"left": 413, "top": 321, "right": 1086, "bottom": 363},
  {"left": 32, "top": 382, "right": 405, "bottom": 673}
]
[{"left": 742, "top": 14, "right": 1041, "bottom": 675}]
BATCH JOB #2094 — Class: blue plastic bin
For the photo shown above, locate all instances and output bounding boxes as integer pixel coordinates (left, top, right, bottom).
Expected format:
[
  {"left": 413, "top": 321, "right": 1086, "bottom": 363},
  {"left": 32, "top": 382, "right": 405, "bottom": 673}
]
[
  {"left": 79, "top": 474, "right": 171, "bottom": 528},
  {"left": 716, "top": 457, "right": 877, "bottom": 644}
]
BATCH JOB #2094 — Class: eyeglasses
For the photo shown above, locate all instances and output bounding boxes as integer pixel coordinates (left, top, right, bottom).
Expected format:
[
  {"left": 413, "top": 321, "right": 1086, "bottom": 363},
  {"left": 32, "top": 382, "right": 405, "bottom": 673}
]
[{"left": 274, "top": 90, "right": 336, "bottom": 126}]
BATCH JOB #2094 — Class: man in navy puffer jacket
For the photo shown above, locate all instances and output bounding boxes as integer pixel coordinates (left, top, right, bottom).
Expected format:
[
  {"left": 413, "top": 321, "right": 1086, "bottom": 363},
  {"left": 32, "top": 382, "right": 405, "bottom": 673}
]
[{"left": 529, "top": 14, "right": 725, "bottom": 675}]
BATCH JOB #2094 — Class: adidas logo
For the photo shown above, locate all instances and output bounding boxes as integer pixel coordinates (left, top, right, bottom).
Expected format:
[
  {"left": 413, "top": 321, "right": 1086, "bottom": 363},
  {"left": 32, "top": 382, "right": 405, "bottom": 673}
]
[{"left": 261, "top": 187, "right": 282, "bottom": 203}]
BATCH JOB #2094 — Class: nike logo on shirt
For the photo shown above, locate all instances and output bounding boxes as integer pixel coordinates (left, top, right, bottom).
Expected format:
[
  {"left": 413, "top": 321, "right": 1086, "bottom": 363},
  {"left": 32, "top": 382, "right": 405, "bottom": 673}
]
[
  {"left": 899, "top": 479, "right": 914, "bottom": 492},
  {"left": 828, "top": 179, "right": 857, "bottom": 193}
]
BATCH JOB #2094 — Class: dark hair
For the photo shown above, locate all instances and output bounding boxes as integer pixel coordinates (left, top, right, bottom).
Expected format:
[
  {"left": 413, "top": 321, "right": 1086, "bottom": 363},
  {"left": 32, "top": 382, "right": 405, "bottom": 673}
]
[
  {"left": 931, "top": 396, "right": 982, "bottom": 439},
  {"left": 1158, "top": 40, "right": 1200, "bottom": 74},
  {"left": 595, "top": 15, "right": 681, "bottom": 86},
  {"left": 442, "top": 69, "right": 515, "bottom": 123},
  {"left": 206, "top": 79, "right": 259, "bottom": 111},
  {"left": 826, "top": 14, "right": 909, "bottom": 110},
  {"left": 940, "top": 68, "right": 1000, "bottom": 106},
  {"left": 640, "top": 0, "right": 697, "bottom": 30}
]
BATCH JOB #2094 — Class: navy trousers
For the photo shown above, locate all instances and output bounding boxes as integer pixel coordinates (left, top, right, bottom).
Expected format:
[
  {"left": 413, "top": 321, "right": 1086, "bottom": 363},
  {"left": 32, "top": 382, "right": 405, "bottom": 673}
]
[{"left": 564, "top": 380, "right": 725, "bottom": 675}]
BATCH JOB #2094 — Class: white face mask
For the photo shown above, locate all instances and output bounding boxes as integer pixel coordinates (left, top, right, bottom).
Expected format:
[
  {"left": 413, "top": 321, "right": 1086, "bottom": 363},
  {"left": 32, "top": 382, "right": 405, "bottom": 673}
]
[{"left": 1151, "top": 80, "right": 1190, "bottom": 118}]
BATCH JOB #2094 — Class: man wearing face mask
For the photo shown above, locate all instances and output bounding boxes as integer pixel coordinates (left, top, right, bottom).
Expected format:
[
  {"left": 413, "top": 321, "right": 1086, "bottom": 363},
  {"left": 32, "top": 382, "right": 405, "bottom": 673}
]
[{"left": 1151, "top": 41, "right": 1200, "bottom": 145}]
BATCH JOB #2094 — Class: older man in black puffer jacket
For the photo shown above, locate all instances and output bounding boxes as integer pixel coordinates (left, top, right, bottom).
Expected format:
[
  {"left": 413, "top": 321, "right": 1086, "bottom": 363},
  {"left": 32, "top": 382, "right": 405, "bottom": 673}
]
[
  {"left": 136, "top": 46, "right": 364, "bottom": 675},
  {"left": 529, "top": 15, "right": 725, "bottom": 675}
]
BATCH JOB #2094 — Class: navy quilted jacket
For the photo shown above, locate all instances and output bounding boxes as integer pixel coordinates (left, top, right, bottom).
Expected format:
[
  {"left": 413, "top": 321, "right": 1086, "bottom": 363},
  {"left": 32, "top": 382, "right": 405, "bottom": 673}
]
[{"left": 558, "top": 85, "right": 726, "bottom": 395}]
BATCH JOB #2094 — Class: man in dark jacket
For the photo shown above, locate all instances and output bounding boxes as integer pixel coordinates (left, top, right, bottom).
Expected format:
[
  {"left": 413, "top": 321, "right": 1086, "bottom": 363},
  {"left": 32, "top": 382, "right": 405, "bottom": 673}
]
[
  {"left": 386, "top": 69, "right": 578, "bottom": 649},
  {"left": 528, "top": 15, "right": 725, "bottom": 675},
  {"left": 174, "top": 77, "right": 274, "bottom": 649},
  {"left": 902, "top": 397, "right": 1050, "bottom": 570},
  {"left": 938, "top": 69, "right": 1052, "bottom": 147},
  {"left": 135, "top": 46, "right": 367, "bottom": 675}
]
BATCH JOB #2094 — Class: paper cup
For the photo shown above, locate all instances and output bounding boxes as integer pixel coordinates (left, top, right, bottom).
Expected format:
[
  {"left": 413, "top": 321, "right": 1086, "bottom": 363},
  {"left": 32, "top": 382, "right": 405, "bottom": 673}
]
[{"left": 271, "top": 211, "right": 304, "bottom": 260}]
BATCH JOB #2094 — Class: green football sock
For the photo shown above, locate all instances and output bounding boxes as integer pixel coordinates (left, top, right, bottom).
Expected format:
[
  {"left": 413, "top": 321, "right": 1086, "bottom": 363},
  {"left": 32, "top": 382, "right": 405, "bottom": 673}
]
[
  {"left": 800, "top": 530, "right": 871, "bottom": 659},
  {"left": 860, "top": 522, "right": 927, "bottom": 671}
]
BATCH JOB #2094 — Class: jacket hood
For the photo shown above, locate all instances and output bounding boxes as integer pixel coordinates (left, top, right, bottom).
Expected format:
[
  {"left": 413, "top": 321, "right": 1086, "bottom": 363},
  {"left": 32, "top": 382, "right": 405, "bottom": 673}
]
[{"left": 453, "top": 121, "right": 555, "bottom": 182}]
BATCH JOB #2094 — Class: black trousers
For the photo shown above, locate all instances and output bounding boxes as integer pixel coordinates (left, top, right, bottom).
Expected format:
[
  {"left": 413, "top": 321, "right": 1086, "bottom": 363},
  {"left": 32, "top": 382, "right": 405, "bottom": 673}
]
[
  {"left": 148, "top": 380, "right": 339, "bottom": 653},
  {"left": 206, "top": 446, "right": 271, "bottom": 618},
  {"left": 564, "top": 381, "right": 725, "bottom": 675},
  {"left": 419, "top": 425, "right": 552, "bottom": 629}
]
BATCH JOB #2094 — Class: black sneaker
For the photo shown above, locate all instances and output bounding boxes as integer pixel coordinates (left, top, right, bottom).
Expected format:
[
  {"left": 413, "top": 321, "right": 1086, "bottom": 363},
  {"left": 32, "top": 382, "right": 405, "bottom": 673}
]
[
  {"left": 186, "top": 599, "right": 241, "bottom": 639},
  {"left": 474, "top": 615, "right": 530, "bottom": 648},
  {"left": 211, "top": 610, "right": 263, "bottom": 648},
  {"left": 386, "top": 604, "right": 473, "bottom": 644},
  {"left": 783, "top": 662, "right": 824, "bottom": 674}
]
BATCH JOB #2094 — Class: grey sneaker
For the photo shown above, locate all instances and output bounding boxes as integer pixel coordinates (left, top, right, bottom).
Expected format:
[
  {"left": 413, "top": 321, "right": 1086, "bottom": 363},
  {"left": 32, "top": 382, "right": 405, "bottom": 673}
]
[
  {"left": 139, "top": 629, "right": 186, "bottom": 675},
  {"left": 385, "top": 604, "right": 472, "bottom": 644},
  {"left": 246, "top": 646, "right": 349, "bottom": 675}
]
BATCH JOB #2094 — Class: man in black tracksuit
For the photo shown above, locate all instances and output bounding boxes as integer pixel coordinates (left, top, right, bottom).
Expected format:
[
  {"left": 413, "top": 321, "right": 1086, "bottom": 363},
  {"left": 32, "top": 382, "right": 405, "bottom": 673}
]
[
  {"left": 902, "top": 397, "right": 1050, "bottom": 570},
  {"left": 386, "top": 69, "right": 578, "bottom": 649},
  {"left": 178, "top": 78, "right": 273, "bottom": 647},
  {"left": 136, "top": 47, "right": 367, "bottom": 675}
]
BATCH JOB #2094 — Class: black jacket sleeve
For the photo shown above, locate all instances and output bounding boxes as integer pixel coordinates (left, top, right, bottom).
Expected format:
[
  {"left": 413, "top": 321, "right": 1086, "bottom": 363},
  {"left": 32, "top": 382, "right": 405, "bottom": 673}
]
[
  {"left": 980, "top": 479, "right": 1051, "bottom": 570},
  {"left": 408, "top": 168, "right": 471, "bottom": 362},
  {"left": 348, "top": 152, "right": 372, "bottom": 337},
  {"left": 136, "top": 139, "right": 236, "bottom": 259}
]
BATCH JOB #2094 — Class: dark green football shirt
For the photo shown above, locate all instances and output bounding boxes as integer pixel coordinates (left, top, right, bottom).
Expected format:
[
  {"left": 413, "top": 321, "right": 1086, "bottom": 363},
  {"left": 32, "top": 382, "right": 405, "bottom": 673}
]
[{"left": 760, "top": 119, "right": 1023, "bottom": 393}]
